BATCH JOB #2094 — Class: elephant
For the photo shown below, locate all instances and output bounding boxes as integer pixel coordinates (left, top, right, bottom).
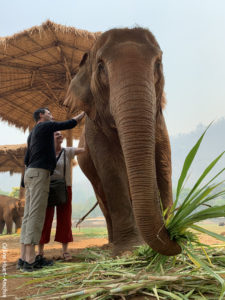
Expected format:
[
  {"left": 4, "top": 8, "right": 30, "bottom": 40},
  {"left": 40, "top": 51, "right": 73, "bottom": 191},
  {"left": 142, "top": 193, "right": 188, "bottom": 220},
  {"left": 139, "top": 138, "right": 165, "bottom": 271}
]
[
  {"left": 0, "top": 195, "right": 25, "bottom": 234},
  {"left": 64, "top": 27, "right": 181, "bottom": 256}
]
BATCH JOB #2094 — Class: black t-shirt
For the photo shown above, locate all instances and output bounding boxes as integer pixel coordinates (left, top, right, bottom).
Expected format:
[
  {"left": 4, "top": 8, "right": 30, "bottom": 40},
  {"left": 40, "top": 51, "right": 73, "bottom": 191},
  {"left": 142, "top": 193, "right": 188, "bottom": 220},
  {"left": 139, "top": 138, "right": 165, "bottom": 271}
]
[{"left": 24, "top": 119, "right": 77, "bottom": 172}]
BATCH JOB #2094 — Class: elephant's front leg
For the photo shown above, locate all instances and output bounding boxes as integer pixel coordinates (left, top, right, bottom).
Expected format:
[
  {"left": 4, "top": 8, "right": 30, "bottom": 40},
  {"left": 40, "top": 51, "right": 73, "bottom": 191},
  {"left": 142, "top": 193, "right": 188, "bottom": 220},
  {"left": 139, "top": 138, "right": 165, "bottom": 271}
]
[
  {"left": 14, "top": 216, "right": 22, "bottom": 233},
  {"left": 5, "top": 218, "right": 13, "bottom": 234},
  {"left": 0, "top": 220, "right": 5, "bottom": 234},
  {"left": 87, "top": 127, "right": 143, "bottom": 255},
  {"left": 78, "top": 133, "right": 113, "bottom": 244},
  {"left": 155, "top": 113, "right": 173, "bottom": 212}
]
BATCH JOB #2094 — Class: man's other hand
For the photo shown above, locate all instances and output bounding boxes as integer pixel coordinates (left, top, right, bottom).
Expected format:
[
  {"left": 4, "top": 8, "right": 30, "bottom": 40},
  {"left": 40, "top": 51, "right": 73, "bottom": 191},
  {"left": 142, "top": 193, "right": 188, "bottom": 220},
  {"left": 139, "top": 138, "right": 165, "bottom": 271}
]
[{"left": 73, "top": 112, "right": 85, "bottom": 123}]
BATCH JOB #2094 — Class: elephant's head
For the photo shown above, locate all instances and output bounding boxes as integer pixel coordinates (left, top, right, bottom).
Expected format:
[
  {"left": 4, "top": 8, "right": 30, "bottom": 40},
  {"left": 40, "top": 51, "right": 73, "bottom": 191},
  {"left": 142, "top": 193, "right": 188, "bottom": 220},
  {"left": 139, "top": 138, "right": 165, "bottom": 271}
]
[
  {"left": 16, "top": 199, "right": 25, "bottom": 217},
  {"left": 65, "top": 28, "right": 181, "bottom": 256}
]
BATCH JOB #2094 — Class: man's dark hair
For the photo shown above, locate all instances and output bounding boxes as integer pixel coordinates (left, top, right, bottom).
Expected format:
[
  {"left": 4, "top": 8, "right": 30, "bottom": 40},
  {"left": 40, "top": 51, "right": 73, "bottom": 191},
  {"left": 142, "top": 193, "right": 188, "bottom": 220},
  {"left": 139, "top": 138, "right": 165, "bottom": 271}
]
[{"left": 33, "top": 108, "right": 50, "bottom": 122}]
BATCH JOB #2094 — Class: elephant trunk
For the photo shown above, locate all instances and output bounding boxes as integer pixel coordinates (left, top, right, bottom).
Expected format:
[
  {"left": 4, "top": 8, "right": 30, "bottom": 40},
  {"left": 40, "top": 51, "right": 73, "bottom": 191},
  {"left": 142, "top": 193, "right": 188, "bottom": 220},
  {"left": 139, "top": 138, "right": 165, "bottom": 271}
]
[{"left": 109, "top": 63, "right": 181, "bottom": 256}]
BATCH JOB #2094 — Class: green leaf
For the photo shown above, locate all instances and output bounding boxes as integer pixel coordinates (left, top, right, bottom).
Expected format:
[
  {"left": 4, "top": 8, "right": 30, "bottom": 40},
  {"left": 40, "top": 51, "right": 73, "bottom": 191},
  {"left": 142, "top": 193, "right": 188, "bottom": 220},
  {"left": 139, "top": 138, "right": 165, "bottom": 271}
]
[
  {"left": 171, "top": 152, "right": 225, "bottom": 226},
  {"left": 157, "top": 289, "right": 183, "bottom": 299},
  {"left": 183, "top": 152, "right": 225, "bottom": 205},
  {"left": 183, "top": 244, "right": 224, "bottom": 285},
  {"left": 169, "top": 181, "right": 225, "bottom": 229},
  {"left": 191, "top": 224, "right": 225, "bottom": 243},
  {"left": 174, "top": 123, "right": 212, "bottom": 208},
  {"left": 183, "top": 244, "right": 225, "bottom": 299}
]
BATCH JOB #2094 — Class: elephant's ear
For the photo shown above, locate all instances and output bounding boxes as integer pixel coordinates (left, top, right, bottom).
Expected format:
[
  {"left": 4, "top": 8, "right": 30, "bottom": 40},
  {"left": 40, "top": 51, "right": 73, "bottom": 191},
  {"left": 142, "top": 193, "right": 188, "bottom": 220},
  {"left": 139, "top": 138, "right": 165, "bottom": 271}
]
[
  {"left": 161, "top": 92, "right": 167, "bottom": 111},
  {"left": 65, "top": 52, "right": 96, "bottom": 120},
  {"left": 155, "top": 60, "right": 166, "bottom": 114}
]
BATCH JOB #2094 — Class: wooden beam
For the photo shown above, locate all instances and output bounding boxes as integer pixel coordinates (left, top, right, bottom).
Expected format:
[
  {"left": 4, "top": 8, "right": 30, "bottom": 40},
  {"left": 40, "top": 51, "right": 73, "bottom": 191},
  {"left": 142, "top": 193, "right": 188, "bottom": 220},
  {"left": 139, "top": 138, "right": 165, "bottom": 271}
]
[
  {"left": 38, "top": 72, "right": 60, "bottom": 103},
  {"left": 0, "top": 61, "right": 64, "bottom": 73},
  {"left": 2, "top": 39, "right": 52, "bottom": 66},
  {"left": 26, "top": 34, "right": 59, "bottom": 62},
  {"left": 48, "top": 27, "right": 72, "bottom": 88},
  {"left": 0, "top": 95, "right": 33, "bottom": 117},
  {"left": 56, "top": 46, "right": 72, "bottom": 82},
  {"left": 0, "top": 44, "right": 55, "bottom": 63},
  {"left": 7, "top": 152, "right": 24, "bottom": 168}
]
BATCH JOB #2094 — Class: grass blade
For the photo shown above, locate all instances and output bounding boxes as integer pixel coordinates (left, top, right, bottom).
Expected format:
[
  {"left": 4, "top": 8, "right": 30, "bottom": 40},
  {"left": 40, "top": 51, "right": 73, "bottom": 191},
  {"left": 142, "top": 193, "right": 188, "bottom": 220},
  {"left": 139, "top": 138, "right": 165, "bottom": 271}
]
[
  {"left": 191, "top": 224, "right": 225, "bottom": 243},
  {"left": 174, "top": 123, "right": 212, "bottom": 207}
]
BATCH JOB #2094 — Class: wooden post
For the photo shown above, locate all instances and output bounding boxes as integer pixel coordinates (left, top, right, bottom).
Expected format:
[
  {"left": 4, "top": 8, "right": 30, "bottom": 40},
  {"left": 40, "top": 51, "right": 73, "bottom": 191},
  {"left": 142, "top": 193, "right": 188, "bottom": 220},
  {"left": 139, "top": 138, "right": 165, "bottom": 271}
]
[
  {"left": 19, "top": 169, "right": 25, "bottom": 199},
  {"left": 66, "top": 129, "right": 73, "bottom": 181}
]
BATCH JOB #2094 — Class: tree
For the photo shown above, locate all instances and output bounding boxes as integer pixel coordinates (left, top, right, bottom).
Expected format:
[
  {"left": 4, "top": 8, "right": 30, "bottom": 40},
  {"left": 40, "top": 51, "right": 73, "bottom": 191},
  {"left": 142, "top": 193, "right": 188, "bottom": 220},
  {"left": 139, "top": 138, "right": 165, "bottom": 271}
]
[{"left": 9, "top": 187, "right": 20, "bottom": 198}]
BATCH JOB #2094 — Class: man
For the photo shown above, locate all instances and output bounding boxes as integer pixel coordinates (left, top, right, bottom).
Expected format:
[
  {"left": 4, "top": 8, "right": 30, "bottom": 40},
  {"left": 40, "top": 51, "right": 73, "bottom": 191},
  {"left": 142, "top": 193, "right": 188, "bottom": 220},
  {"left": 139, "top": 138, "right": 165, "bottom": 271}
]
[{"left": 17, "top": 108, "right": 85, "bottom": 272}]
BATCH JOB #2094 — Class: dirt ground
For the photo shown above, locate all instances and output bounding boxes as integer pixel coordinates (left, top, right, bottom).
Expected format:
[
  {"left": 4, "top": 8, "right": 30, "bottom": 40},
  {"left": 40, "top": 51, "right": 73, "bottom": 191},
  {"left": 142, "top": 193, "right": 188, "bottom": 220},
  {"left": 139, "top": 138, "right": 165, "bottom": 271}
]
[
  {"left": 1, "top": 233, "right": 108, "bottom": 300},
  {"left": 1, "top": 222, "right": 225, "bottom": 300}
]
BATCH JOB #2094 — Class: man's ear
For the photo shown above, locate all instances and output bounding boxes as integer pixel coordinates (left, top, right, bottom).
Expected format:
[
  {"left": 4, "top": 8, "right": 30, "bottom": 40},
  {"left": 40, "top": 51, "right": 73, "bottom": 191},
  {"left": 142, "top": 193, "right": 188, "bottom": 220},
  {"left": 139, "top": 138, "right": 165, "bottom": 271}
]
[{"left": 64, "top": 53, "right": 96, "bottom": 120}]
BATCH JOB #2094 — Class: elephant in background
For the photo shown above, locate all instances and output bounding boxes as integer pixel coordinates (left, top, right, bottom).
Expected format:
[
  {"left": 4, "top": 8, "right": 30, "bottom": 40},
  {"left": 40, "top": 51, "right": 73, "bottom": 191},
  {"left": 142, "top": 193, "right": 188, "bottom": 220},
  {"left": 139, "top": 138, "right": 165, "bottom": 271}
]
[
  {"left": 0, "top": 195, "right": 25, "bottom": 234},
  {"left": 64, "top": 28, "right": 181, "bottom": 256}
]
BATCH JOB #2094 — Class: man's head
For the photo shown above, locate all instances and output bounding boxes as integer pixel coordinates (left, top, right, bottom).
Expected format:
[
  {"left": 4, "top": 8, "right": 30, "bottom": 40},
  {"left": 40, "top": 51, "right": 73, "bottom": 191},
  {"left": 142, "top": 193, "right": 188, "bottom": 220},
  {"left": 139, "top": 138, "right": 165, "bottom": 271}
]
[
  {"left": 33, "top": 108, "right": 53, "bottom": 123},
  {"left": 54, "top": 131, "right": 64, "bottom": 146}
]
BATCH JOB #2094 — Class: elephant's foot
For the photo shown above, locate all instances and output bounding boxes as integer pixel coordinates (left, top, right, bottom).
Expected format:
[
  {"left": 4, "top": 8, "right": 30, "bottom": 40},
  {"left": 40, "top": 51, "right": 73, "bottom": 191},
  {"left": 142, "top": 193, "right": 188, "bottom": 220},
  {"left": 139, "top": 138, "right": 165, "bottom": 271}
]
[
  {"left": 112, "top": 234, "right": 144, "bottom": 257},
  {"left": 100, "top": 242, "right": 113, "bottom": 250}
]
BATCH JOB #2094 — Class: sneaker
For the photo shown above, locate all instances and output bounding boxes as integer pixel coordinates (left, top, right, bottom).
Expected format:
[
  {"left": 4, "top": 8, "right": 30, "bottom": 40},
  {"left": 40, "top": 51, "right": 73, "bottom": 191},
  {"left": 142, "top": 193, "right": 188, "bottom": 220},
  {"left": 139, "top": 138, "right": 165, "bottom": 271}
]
[
  {"left": 22, "top": 260, "right": 42, "bottom": 272},
  {"left": 16, "top": 258, "right": 24, "bottom": 270},
  {"left": 35, "top": 254, "right": 54, "bottom": 267}
]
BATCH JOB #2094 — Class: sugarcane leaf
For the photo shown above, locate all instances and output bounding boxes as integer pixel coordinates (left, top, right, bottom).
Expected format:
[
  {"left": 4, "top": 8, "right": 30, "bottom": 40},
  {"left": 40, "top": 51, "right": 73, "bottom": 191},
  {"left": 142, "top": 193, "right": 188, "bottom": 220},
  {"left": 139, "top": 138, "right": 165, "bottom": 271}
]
[
  {"left": 157, "top": 289, "right": 183, "bottom": 299},
  {"left": 191, "top": 224, "right": 225, "bottom": 243},
  {"left": 184, "top": 288, "right": 195, "bottom": 298},
  {"left": 182, "top": 151, "right": 225, "bottom": 205},
  {"left": 187, "top": 167, "right": 225, "bottom": 204},
  {"left": 176, "top": 291, "right": 192, "bottom": 300},
  {"left": 182, "top": 205, "right": 225, "bottom": 225},
  {"left": 183, "top": 244, "right": 225, "bottom": 286},
  {"left": 169, "top": 181, "right": 225, "bottom": 229},
  {"left": 174, "top": 123, "right": 212, "bottom": 207},
  {"left": 152, "top": 287, "right": 160, "bottom": 300},
  {"left": 172, "top": 152, "right": 225, "bottom": 226}
]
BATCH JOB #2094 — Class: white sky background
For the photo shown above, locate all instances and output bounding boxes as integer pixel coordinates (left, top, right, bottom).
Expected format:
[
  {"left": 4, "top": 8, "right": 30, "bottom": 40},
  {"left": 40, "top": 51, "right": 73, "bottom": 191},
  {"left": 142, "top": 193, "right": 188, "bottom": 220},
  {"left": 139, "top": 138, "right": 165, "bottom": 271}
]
[{"left": 0, "top": 0, "right": 225, "bottom": 144}]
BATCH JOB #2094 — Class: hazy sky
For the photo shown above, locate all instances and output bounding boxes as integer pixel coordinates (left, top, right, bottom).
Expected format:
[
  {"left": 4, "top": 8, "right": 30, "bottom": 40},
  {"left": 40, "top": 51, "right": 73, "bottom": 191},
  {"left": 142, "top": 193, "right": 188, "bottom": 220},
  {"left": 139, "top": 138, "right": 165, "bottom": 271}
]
[{"left": 1, "top": 0, "right": 225, "bottom": 144}]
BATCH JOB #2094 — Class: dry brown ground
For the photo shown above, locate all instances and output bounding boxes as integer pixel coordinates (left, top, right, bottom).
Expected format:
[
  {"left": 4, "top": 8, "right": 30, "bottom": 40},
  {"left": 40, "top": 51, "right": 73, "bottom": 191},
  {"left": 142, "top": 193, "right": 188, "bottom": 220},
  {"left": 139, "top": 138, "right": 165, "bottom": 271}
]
[
  {"left": 1, "top": 221, "right": 225, "bottom": 300},
  {"left": 1, "top": 233, "right": 108, "bottom": 299}
]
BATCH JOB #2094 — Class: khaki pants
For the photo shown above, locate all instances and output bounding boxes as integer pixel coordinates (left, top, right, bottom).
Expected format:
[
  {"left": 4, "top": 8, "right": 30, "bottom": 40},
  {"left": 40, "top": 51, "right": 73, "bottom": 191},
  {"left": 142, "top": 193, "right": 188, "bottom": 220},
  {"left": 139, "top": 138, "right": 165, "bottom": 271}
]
[{"left": 20, "top": 168, "right": 50, "bottom": 245}]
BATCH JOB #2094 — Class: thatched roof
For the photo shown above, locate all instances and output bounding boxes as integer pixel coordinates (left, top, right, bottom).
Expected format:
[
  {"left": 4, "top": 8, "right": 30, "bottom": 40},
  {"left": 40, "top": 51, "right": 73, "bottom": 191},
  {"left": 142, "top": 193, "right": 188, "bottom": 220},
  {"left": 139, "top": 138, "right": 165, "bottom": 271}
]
[
  {"left": 0, "top": 143, "right": 78, "bottom": 175},
  {"left": 0, "top": 20, "right": 100, "bottom": 138},
  {"left": 0, "top": 144, "right": 26, "bottom": 174}
]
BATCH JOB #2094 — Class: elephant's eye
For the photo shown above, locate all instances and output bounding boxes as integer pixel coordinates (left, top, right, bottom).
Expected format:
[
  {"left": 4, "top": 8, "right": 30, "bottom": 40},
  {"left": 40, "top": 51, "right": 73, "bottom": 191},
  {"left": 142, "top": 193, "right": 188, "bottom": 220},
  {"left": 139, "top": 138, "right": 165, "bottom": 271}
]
[
  {"left": 96, "top": 59, "right": 108, "bottom": 86},
  {"left": 97, "top": 60, "right": 104, "bottom": 72},
  {"left": 155, "top": 60, "right": 161, "bottom": 69}
]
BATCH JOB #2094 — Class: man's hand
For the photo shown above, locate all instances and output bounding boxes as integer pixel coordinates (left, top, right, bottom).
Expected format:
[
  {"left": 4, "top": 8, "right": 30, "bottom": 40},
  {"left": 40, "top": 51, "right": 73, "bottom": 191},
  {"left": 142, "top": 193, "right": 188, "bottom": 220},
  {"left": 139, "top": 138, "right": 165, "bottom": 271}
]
[{"left": 73, "top": 112, "right": 85, "bottom": 123}]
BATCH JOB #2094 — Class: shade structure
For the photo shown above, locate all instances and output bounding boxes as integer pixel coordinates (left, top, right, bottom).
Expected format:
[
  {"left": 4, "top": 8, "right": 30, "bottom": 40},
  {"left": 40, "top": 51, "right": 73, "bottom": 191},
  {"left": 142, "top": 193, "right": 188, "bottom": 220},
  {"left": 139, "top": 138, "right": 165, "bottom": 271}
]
[
  {"left": 0, "top": 143, "right": 77, "bottom": 175},
  {"left": 0, "top": 20, "right": 101, "bottom": 138},
  {"left": 0, "top": 144, "right": 26, "bottom": 174}
]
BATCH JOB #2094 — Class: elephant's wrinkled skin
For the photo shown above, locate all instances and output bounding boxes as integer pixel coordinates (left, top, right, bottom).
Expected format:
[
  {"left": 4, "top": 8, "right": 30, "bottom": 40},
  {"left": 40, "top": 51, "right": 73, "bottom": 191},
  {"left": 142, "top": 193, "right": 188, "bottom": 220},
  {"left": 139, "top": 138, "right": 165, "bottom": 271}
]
[
  {"left": 0, "top": 195, "right": 24, "bottom": 234},
  {"left": 65, "top": 28, "right": 181, "bottom": 256}
]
